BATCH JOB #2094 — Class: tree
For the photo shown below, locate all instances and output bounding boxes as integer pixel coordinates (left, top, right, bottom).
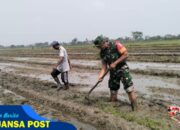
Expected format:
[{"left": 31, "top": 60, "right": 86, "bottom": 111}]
[
  {"left": 149, "top": 35, "right": 162, "bottom": 40},
  {"left": 35, "top": 42, "right": 49, "bottom": 47},
  {"left": 132, "top": 31, "right": 143, "bottom": 40},
  {"left": 177, "top": 34, "right": 180, "bottom": 39},
  {"left": 164, "top": 34, "right": 176, "bottom": 40},
  {"left": 10, "top": 45, "right": 16, "bottom": 48},
  {"left": 71, "top": 38, "right": 78, "bottom": 45},
  {"left": 145, "top": 35, "right": 150, "bottom": 40},
  {"left": 116, "top": 37, "right": 125, "bottom": 43}
]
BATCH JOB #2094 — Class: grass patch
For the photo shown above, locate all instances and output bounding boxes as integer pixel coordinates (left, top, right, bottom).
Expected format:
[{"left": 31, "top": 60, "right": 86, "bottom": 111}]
[
  {"left": 0, "top": 39, "right": 179, "bottom": 62},
  {"left": 86, "top": 98, "right": 165, "bottom": 130}
]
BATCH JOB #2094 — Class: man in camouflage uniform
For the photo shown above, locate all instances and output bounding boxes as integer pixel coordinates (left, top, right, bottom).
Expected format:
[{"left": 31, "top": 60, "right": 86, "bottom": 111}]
[{"left": 94, "top": 35, "right": 137, "bottom": 111}]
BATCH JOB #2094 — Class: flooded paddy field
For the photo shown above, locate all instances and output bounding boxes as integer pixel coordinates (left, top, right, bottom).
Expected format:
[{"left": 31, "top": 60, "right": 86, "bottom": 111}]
[
  {"left": 0, "top": 41, "right": 180, "bottom": 130},
  {"left": 0, "top": 56, "right": 179, "bottom": 77},
  {"left": 0, "top": 56, "right": 180, "bottom": 130}
]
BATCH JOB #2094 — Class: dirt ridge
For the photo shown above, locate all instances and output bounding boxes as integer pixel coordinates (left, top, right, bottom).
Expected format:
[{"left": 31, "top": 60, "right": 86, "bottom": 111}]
[{"left": 0, "top": 72, "right": 149, "bottom": 130}]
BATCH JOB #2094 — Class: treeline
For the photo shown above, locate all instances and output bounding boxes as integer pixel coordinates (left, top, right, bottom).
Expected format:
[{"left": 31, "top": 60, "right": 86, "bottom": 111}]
[
  {"left": 0, "top": 32, "right": 180, "bottom": 48},
  {"left": 117, "top": 32, "right": 180, "bottom": 43},
  {"left": 0, "top": 42, "right": 49, "bottom": 48},
  {"left": 67, "top": 32, "right": 180, "bottom": 45},
  {"left": 0, "top": 45, "right": 4, "bottom": 48}
]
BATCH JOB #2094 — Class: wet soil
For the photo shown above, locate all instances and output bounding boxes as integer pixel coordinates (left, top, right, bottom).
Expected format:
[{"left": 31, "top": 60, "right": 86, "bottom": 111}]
[
  {"left": 0, "top": 85, "right": 97, "bottom": 130},
  {"left": 148, "top": 87, "right": 180, "bottom": 98},
  {"left": 0, "top": 70, "right": 179, "bottom": 130},
  {"left": 0, "top": 57, "right": 180, "bottom": 77},
  {"left": 0, "top": 57, "right": 180, "bottom": 130}
]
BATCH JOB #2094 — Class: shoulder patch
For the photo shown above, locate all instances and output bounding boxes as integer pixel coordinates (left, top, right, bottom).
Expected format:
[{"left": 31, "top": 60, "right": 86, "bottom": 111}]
[
  {"left": 115, "top": 41, "right": 127, "bottom": 54},
  {"left": 115, "top": 41, "right": 124, "bottom": 50}
]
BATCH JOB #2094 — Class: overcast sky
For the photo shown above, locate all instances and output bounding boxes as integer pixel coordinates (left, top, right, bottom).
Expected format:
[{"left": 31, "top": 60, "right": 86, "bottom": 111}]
[{"left": 0, "top": 0, "right": 180, "bottom": 45}]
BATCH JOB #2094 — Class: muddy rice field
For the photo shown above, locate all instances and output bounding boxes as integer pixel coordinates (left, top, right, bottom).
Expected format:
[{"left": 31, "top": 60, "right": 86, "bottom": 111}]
[{"left": 0, "top": 45, "right": 180, "bottom": 130}]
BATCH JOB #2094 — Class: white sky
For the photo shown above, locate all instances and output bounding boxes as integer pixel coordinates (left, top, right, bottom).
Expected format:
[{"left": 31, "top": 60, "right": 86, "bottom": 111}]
[{"left": 0, "top": 0, "right": 180, "bottom": 45}]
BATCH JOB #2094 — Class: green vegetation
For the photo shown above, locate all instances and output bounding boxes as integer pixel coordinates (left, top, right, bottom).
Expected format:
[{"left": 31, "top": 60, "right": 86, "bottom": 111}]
[
  {"left": 0, "top": 39, "right": 180, "bottom": 51},
  {"left": 0, "top": 39, "right": 179, "bottom": 62},
  {"left": 102, "top": 105, "right": 162, "bottom": 130},
  {"left": 126, "top": 39, "right": 180, "bottom": 46},
  {"left": 71, "top": 95, "right": 170, "bottom": 130}
]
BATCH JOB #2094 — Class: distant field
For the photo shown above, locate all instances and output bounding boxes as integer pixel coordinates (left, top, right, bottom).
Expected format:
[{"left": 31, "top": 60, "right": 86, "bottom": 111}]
[{"left": 0, "top": 39, "right": 180, "bottom": 62}]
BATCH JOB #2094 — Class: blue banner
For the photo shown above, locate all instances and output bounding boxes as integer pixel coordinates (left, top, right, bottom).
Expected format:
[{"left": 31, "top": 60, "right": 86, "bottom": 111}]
[{"left": 0, "top": 105, "right": 76, "bottom": 130}]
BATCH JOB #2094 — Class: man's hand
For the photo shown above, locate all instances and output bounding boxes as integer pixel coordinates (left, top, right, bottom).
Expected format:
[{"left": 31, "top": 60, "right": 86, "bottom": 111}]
[
  {"left": 98, "top": 61, "right": 107, "bottom": 82},
  {"left": 110, "top": 62, "right": 117, "bottom": 69},
  {"left": 98, "top": 77, "right": 103, "bottom": 82}
]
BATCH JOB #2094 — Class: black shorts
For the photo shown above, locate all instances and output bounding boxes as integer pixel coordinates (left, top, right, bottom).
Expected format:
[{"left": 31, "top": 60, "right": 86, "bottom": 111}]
[
  {"left": 51, "top": 69, "right": 69, "bottom": 85},
  {"left": 51, "top": 69, "right": 61, "bottom": 78}
]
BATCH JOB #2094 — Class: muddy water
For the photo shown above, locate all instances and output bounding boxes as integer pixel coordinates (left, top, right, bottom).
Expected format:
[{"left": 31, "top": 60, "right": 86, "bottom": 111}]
[
  {"left": 71, "top": 59, "right": 100, "bottom": 67},
  {"left": 2, "top": 61, "right": 179, "bottom": 106},
  {"left": 0, "top": 63, "right": 27, "bottom": 70},
  {"left": 1, "top": 66, "right": 180, "bottom": 129},
  {"left": 12, "top": 57, "right": 99, "bottom": 67},
  {"left": 39, "top": 72, "right": 180, "bottom": 105},
  {"left": 1, "top": 58, "right": 180, "bottom": 129},
  {"left": 1, "top": 61, "right": 179, "bottom": 95},
  {"left": 14, "top": 57, "right": 56, "bottom": 64},
  {"left": 68, "top": 70, "right": 180, "bottom": 93},
  {"left": 68, "top": 71, "right": 180, "bottom": 105},
  {"left": 3, "top": 57, "right": 180, "bottom": 72},
  {"left": 128, "top": 61, "right": 180, "bottom": 71}
]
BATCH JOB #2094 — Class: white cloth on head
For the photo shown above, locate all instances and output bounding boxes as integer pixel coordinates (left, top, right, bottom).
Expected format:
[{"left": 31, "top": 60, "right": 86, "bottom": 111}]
[{"left": 57, "top": 46, "right": 70, "bottom": 72}]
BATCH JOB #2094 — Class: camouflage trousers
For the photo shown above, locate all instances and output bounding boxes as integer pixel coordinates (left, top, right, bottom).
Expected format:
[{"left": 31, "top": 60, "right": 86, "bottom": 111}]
[{"left": 109, "top": 65, "right": 134, "bottom": 92}]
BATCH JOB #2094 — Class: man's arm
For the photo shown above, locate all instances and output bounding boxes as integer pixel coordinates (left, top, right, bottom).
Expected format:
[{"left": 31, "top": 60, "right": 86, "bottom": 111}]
[
  {"left": 98, "top": 61, "right": 107, "bottom": 81},
  {"left": 110, "top": 42, "right": 128, "bottom": 69}
]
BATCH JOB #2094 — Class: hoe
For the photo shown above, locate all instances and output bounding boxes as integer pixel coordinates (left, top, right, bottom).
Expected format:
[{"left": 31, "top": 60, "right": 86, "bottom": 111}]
[{"left": 85, "top": 68, "right": 109, "bottom": 102}]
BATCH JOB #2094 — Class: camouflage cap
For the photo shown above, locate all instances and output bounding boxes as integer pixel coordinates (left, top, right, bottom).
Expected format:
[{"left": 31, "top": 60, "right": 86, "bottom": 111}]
[{"left": 93, "top": 35, "right": 109, "bottom": 47}]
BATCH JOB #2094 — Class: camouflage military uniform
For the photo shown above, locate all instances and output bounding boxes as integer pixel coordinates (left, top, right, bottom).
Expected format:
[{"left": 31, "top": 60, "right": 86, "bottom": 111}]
[{"left": 100, "top": 41, "right": 134, "bottom": 92}]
